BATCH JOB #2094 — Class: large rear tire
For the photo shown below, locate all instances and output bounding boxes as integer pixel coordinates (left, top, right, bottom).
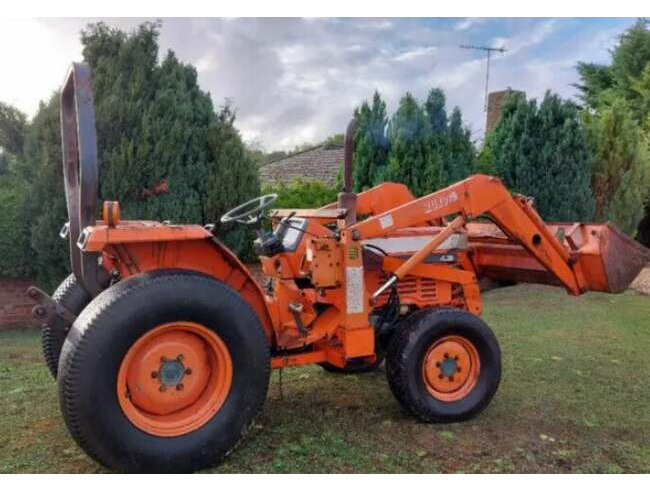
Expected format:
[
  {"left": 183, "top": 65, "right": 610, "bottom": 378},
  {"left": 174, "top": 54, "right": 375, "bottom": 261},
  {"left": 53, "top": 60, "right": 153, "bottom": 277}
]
[
  {"left": 386, "top": 307, "right": 501, "bottom": 423},
  {"left": 42, "top": 274, "right": 90, "bottom": 379},
  {"left": 58, "top": 269, "right": 270, "bottom": 473}
]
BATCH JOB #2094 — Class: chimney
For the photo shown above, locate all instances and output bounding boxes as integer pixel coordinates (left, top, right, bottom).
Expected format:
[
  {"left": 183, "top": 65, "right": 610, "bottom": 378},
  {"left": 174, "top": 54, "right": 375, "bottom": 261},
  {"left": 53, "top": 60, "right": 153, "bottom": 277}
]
[{"left": 486, "top": 87, "right": 525, "bottom": 136}]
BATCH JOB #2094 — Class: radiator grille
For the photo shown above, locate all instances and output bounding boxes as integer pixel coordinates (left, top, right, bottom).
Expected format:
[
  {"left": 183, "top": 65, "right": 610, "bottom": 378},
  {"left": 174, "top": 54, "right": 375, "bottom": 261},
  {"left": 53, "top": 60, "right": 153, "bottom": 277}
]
[{"left": 375, "top": 275, "right": 438, "bottom": 306}]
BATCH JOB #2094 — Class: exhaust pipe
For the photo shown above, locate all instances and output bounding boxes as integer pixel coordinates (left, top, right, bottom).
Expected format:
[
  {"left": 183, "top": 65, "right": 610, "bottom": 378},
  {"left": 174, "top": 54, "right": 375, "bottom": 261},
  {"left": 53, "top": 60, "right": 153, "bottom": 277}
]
[{"left": 338, "top": 118, "right": 357, "bottom": 225}]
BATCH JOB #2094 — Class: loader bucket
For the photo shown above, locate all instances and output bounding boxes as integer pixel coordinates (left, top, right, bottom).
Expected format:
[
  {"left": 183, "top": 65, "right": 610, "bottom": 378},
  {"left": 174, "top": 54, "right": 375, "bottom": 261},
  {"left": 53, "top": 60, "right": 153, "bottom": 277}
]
[
  {"left": 574, "top": 223, "right": 650, "bottom": 293},
  {"left": 465, "top": 222, "right": 649, "bottom": 294}
]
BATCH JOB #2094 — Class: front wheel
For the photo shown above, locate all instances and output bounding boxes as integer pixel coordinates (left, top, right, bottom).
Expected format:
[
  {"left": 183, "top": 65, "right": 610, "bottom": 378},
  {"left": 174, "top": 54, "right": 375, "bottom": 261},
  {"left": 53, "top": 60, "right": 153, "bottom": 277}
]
[
  {"left": 58, "top": 270, "right": 270, "bottom": 472},
  {"left": 386, "top": 308, "right": 501, "bottom": 423}
]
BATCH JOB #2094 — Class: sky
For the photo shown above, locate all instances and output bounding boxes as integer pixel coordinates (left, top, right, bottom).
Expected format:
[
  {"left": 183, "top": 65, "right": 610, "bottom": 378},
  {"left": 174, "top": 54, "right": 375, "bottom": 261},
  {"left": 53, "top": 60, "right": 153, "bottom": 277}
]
[{"left": 0, "top": 17, "right": 637, "bottom": 151}]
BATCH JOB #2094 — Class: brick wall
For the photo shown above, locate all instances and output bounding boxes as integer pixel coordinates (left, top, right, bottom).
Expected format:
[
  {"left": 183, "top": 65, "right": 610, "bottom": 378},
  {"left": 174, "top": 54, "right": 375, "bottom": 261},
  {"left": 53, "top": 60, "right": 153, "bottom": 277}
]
[
  {"left": 0, "top": 266, "right": 265, "bottom": 330},
  {"left": 486, "top": 88, "right": 525, "bottom": 136},
  {"left": 0, "top": 278, "right": 37, "bottom": 329}
]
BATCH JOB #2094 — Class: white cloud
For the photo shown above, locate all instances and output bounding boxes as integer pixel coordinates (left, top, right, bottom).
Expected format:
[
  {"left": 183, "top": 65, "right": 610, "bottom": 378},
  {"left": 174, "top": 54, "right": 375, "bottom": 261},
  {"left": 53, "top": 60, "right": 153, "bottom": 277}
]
[
  {"left": 393, "top": 46, "right": 437, "bottom": 62},
  {"left": 454, "top": 17, "right": 487, "bottom": 31},
  {"left": 0, "top": 17, "right": 636, "bottom": 151},
  {"left": 0, "top": 18, "right": 83, "bottom": 114}
]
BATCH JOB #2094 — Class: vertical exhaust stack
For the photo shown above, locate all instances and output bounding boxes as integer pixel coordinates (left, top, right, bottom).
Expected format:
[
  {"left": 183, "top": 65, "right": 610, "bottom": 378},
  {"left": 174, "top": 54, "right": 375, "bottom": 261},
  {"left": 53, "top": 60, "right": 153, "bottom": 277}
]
[{"left": 338, "top": 118, "right": 357, "bottom": 226}]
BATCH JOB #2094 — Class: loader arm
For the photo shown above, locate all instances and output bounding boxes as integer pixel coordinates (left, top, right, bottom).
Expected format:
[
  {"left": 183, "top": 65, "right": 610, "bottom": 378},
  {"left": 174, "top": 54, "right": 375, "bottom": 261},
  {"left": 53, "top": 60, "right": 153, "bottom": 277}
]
[{"left": 348, "top": 174, "right": 586, "bottom": 295}]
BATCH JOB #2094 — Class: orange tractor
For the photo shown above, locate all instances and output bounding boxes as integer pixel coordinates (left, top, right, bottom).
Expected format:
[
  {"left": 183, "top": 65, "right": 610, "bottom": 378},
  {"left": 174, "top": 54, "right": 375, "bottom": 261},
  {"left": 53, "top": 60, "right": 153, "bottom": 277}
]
[{"left": 29, "top": 63, "right": 650, "bottom": 472}]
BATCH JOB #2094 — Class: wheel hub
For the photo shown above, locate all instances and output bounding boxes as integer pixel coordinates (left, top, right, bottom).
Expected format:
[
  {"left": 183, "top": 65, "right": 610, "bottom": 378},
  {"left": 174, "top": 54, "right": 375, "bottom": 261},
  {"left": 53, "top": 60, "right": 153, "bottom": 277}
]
[
  {"left": 422, "top": 335, "right": 481, "bottom": 401},
  {"left": 158, "top": 358, "right": 186, "bottom": 387},
  {"left": 117, "top": 321, "right": 233, "bottom": 437},
  {"left": 439, "top": 357, "right": 458, "bottom": 378}
]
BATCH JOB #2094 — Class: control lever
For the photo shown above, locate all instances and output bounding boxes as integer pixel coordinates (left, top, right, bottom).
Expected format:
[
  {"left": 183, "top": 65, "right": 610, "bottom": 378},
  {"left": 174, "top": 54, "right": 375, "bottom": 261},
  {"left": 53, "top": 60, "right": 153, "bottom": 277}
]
[
  {"left": 275, "top": 211, "right": 297, "bottom": 238},
  {"left": 288, "top": 301, "right": 308, "bottom": 334}
]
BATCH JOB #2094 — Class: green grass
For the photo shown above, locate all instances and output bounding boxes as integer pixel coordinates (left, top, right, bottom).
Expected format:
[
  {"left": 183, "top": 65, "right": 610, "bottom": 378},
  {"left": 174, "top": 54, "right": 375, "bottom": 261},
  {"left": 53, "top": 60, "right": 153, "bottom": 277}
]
[{"left": 1, "top": 284, "right": 648, "bottom": 473}]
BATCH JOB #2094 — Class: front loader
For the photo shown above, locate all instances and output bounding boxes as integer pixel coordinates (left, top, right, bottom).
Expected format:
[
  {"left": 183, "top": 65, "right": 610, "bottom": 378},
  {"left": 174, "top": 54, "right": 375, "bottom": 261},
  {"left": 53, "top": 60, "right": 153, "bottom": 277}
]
[{"left": 29, "top": 63, "right": 650, "bottom": 473}]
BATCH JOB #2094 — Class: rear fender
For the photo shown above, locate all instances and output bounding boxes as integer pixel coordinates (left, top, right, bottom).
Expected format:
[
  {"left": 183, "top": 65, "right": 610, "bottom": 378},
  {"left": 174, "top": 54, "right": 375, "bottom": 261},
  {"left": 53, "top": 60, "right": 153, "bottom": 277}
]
[{"left": 80, "top": 221, "right": 275, "bottom": 342}]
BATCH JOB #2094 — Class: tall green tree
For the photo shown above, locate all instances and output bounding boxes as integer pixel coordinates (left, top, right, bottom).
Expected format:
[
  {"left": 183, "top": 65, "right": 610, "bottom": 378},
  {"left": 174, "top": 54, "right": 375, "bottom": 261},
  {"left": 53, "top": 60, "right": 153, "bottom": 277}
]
[
  {"left": 576, "top": 19, "right": 650, "bottom": 118},
  {"left": 21, "top": 96, "right": 70, "bottom": 287},
  {"left": 487, "top": 91, "right": 594, "bottom": 221},
  {"left": 423, "top": 88, "right": 476, "bottom": 188},
  {"left": 0, "top": 101, "right": 30, "bottom": 278},
  {"left": 576, "top": 19, "right": 650, "bottom": 236},
  {"left": 80, "top": 22, "right": 213, "bottom": 224},
  {"left": 386, "top": 93, "right": 435, "bottom": 196},
  {"left": 0, "top": 102, "right": 27, "bottom": 176},
  {"left": 352, "top": 91, "right": 389, "bottom": 190},
  {"left": 10, "top": 21, "right": 260, "bottom": 287},
  {"left": 423, "top": 88, "right": 447, "bottom": 188},
  {"left": 424, "top": 88, "right": 447, "bottom": 136},
  {"left": 204, "top": 105, "right": 260, "bottom": 261},
  {"left": 584, "top": 100, "right": 650, "bottom": 232},
  {"left": 445, "top": 106, "right": 476, "bottom": 185}
]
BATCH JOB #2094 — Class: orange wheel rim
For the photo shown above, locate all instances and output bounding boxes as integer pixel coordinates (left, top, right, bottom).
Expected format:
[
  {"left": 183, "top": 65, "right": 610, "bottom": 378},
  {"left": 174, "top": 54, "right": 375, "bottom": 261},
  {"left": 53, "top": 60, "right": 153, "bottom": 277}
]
[
  {"left": 422, "top": 335, "right": 480, "bottom": 402},
  {"left": 117, "top": 321, "right": 233, "bottom": 437}
]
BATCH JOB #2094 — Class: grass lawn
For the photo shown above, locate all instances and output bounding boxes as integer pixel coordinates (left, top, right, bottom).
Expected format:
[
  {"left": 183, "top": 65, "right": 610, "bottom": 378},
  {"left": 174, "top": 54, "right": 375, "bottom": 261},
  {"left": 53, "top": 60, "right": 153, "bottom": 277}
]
[{"left": 1, "top": 284, "right": 648, "bottom": 473}]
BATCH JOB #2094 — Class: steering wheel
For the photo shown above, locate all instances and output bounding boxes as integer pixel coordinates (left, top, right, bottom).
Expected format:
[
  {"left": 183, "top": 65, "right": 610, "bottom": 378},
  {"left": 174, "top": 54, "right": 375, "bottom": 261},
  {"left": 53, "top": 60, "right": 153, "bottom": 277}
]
[{"left": 220, "top": 193, "right": 278, "bottom": 225}]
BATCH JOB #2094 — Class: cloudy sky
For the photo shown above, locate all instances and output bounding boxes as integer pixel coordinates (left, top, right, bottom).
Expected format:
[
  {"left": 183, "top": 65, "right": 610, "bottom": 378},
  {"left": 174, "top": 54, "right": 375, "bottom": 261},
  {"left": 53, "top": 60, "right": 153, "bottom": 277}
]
[{"left": 0, "top": 17, "right": 637, "bottom": 151}]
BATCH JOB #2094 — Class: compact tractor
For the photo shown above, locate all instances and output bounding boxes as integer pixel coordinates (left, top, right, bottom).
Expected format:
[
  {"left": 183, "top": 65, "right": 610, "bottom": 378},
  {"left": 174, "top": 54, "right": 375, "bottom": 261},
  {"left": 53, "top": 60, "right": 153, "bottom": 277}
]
[{"left": 29, "top": 63, "right": 650, "bottom": 472}]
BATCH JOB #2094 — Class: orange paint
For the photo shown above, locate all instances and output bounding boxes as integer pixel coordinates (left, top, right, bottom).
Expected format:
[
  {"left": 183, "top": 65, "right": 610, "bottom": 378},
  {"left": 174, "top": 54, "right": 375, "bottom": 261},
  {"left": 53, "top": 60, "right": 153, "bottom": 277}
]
[
  {"left": 422, "top": 335, "right": 480, "bottom": 402},
  {"left": 117, "top": 321, "right": 233, "bottom": 437},
  {"left": 73, "top": 174, "right": 648, "bottom": 372}
]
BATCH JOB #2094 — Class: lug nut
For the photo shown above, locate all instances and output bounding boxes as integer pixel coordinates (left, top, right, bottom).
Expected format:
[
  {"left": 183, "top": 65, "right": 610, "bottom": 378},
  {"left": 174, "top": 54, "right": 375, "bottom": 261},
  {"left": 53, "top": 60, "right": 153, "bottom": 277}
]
[
  {"left": 177, "top": 354, "right": 184, "bottom": 362},
  {"left": 457, "top": 367, "right": 462, "bottom": 373},
  {"left": 185, "top": 368, "right": 192, "bottom": 375},
  {"left": 159, "top": 385, "right": 167, "bottom": 392},
  {"left": 435, "top": 362, "right": 441, "bottom": 367},
  {"left": 444, "top": 353, "right": 449, "bottom": 359},
  {"left": 454, "top": 355, "right": 459, "bottom": 361},
  {"left": 438, "top": 374, "right": 444, "bottom": 379},
  {"left": 161, "top": 356, "right": 168, "bottom": 362},
  {"left": 449, "top": 376, "right": 455, "bottom": 382},
  {"left": 151, "top": 371, "right": 158, "bottom": 379},
  {"left": 176, "top": 384, "right": 184, "bottom": 391}
]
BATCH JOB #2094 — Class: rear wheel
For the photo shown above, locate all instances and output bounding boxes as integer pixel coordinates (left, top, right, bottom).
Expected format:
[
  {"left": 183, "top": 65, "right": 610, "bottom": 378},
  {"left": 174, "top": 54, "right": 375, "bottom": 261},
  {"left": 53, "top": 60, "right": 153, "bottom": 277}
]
[
  {"left": 58, "top": 269, "right": 270, "bottom": 472},
  {"left": 386, "top": 308, "right": 501, "bottom": 422},
  {"left": 41, "top": 274, "right": 90, "bottom": 379}
]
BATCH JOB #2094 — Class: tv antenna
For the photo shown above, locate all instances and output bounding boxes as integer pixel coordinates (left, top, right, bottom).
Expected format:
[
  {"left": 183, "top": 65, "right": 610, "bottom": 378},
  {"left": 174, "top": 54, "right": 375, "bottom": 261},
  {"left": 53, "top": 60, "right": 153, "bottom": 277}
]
[{"left": 460, "top": 44, "right": 507, "bottom": 112}]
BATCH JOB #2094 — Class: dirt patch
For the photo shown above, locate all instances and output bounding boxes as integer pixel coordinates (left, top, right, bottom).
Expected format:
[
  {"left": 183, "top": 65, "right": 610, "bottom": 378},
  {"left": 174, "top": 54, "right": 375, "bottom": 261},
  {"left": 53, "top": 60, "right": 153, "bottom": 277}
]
[{"left": 630, "top": 266, "right": 650, "bottom": 295}]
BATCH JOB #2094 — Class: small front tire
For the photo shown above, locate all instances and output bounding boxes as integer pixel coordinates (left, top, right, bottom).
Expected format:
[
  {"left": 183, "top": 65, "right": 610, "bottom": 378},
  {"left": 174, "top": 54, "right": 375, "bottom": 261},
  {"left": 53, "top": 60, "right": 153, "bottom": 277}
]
[{"left": 386, "top": 307, "right": 501, "bottom": 423}]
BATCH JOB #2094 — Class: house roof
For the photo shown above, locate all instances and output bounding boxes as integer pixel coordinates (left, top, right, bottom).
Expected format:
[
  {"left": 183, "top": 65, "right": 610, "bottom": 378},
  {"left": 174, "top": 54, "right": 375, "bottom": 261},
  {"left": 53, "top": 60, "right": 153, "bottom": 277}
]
[{"left": 259, "top": 144, "right": 343, "bottom": 188}]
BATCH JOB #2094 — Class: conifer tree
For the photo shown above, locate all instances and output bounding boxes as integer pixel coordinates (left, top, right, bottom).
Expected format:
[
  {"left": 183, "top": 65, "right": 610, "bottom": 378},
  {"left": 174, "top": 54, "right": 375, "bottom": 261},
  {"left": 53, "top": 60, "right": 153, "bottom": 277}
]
[
  {"left": 576, "top": 19, "right": 650, "bottom": 234},
  {"left": 12, "top": 21, "right": 260, "bottom": 286},
  {"left": 352, "top": 91, "right": 389, "bottom": 190},
  {"left": 423, "top": 88, "right": 476, "bottom": 188},
  {"left": 584, "top": 100, "right": 650, "bottom": 232},
  {"left": 423, "top": 88, "right": 447, "bottom": 188},
  {"left": 386, "top": 93, "right": 435, "bottom": 196},
  {"left": 445, "top": 106, "right": 476, "bottom": 185},
  {"left": 487, "top": 91, "right": 594, "bottom": 221}
]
